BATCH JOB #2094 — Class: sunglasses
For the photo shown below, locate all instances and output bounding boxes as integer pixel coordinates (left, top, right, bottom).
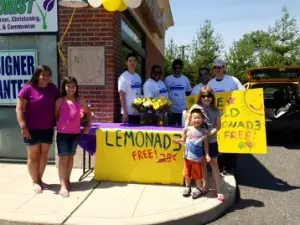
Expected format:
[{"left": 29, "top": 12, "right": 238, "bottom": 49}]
[
  {"left": 201, "top": 94, "right": 213, "bottom": 98},
  {"left": 173, "top": 66, "right": 182, "bottom": 69},
  {"left": 213, "top": 66, "right": 222, "bottom": 69}
]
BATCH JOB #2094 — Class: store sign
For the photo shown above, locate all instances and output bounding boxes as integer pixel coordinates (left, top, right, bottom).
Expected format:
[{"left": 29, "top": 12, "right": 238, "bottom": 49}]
[
  {"left": 0, "top": 50, "right": 38, "bottom": 105},
  {"left": 0, "top": 0, "right": 58, "bottom": 34}
]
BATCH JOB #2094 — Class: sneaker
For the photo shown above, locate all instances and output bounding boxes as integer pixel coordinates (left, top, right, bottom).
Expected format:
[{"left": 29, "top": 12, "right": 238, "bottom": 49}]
[
  {"left": 217, "top": 193, "right": 225, "bottom": 201},
  {"left": 182, "top": 187, "right": 191, "bottom": 197}
]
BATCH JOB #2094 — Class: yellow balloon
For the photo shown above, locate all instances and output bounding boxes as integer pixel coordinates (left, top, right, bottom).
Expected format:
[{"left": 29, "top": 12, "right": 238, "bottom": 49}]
[
  {"left": 103, "top": 0, "right": 122, "bottom": 12},
  {"left": 118, "top": 0, "right": 128, "bottom": 11}
]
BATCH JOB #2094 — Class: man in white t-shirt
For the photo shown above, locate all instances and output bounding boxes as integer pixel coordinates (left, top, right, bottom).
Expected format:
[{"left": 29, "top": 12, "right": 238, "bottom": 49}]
[
  {"left": 165, "top": 59, "right": 192, "bottom": 126},
  {"left": 207, "top": 59, "right": 245, "bottom": 93},
  {"left": 143, "top": 65, "right": 168, "bottom": 98},
  {"left": 207, "top": 59, "right": 245, "bottom": 174},
  {"left": 118, "top": 52, "right": 142, "bottom": 124},
  {"left": 191, "top": 67, "right": 211, "bottom": 96}
]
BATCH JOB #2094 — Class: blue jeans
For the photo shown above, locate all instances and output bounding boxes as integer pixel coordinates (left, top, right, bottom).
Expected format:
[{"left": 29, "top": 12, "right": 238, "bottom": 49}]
[{"left": 56, "top": 133, "right": 80, "bottom": 157}]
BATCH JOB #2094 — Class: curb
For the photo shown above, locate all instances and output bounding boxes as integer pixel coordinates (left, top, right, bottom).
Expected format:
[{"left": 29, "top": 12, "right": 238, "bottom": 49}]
[{"left": 0, "top": 175, "right": 236, "bottom": 225}]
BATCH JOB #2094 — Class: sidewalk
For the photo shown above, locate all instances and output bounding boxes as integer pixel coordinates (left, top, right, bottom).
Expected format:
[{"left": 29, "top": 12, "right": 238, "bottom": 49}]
[{"left": 0, "top": 163, "right": 236, "bottom": 225}]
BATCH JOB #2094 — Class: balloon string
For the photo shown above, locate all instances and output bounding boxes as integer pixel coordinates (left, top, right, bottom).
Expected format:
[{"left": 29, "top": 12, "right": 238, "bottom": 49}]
[{"left": 58, "top": 8, "right": 76, "bottom": 69}]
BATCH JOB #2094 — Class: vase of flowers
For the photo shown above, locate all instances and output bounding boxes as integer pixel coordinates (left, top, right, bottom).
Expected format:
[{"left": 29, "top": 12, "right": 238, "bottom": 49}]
[
  {"left": 152, "top": 97, "right": 172, "bottom": 126},
  {"left": 132, "top": 96, "right": 172, "bottom": 126}
]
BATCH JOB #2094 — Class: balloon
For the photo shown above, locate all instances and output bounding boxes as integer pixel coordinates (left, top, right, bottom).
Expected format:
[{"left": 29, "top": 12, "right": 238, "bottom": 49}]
[
  {"left": 118, "top": 0, "right": 128, "bottom": 11},
  {"left": 124, "top": 0, "right": 142, "bottom": 9},
  {"left": 88, "top": 0, "right": 102, "bottom": 8},
  {"left": 103, "top": 0, "right": 122, "bottom": 12}
]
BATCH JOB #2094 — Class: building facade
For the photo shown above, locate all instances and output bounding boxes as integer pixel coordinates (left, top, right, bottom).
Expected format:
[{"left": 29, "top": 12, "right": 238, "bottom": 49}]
[
  {"left": 0, "top": 1, "right": 173, "bottom": 161},
  {"left": 59, "top": 1, "right": 173, "bottom": 123}
]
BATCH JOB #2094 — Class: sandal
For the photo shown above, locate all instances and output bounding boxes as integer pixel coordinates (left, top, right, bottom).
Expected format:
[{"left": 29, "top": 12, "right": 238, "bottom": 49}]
[
  {"left": 40, "top": 182, "right": 50, "bottom": 190},
  {"left": 59, "top": 189, "right": 70, "bottom": 198},
  {"left": 217, "top": 193, "right": 225, "bottom": 201},
  {"left": 192, "top": 188, "right": 208, "bottom": 199},
  {"left": 182, "top": 187, "right": 191, "bottom": 197},
  {"left": 33, "top": 183, "right": 42, "bottom": 194}
]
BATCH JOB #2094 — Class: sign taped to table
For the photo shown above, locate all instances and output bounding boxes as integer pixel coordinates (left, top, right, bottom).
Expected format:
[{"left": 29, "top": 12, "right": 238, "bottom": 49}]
[
  {"left": 187, "top": 89, "right": 267, "bottom": 154},
  {"left": 0, "top": 49, "right": 38, "bottom": 105},
  {"left": 95, "top": 129, "right": 185, "bottom": 185},
  {"left": 0, "top": 0, "right": 58, "bottom": 34}
]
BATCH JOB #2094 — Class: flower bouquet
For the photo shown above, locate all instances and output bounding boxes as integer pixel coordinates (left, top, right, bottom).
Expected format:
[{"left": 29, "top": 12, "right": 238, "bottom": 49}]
[
  {"left": 132, "top": 96, "right": 172, "bottom": 126},
  {"left": 152, "top": 97, "right": 172, "bottom": 126}
]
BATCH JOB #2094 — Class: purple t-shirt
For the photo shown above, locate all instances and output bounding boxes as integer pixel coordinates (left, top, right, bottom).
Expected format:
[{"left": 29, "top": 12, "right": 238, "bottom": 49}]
[{"left": 18, "top": 83, "right": 58, "bottom": 130}]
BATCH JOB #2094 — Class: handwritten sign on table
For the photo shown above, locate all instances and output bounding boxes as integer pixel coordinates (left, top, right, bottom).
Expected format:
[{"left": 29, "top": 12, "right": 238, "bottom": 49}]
[
  {"left": 187, "top": 88, "right": 267, "bottom": 154},
  {"left": 95, "top": 129, "right": 185, "bottom": 185}
]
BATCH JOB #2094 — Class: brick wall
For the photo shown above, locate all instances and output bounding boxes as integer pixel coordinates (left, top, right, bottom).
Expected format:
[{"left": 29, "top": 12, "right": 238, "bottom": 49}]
[
  {"left": 59, "top": 7, "right": 122, "bottom": 123},
  {"left": 145, "top": 36, "right": 164, "bottom": 78}
]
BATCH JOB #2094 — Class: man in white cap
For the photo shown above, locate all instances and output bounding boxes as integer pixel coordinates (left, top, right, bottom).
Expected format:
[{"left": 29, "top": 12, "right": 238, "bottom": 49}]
[
  {"left": 207, "top": 59, "right": 245, "bottom": 175},
  {"left": 208, "top": 59, "right": 244, "bottom": 92}
]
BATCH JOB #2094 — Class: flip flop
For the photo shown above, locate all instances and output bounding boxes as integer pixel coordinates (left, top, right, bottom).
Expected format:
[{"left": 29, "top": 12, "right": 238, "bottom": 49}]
[
  {"left": 33, "top": 183, "right": 42, "bottom": 194},
  {"left": 40, "top": 182, "right": 50, "bottom": 190},
  {"left": 59, "top": 189, "right": 70, "bottom": 198}
]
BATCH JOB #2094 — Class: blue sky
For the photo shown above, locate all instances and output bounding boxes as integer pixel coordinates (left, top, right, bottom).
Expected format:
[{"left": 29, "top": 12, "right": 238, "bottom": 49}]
[{"left": 166, "top": 0, "right": 300, "bottom": 51}]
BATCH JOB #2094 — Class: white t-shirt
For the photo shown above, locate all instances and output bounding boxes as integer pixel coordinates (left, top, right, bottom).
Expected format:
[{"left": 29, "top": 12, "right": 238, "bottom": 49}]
[
  {"left": 143, "top": 78, "right": 160, "bottom": 98},
  {"left": 191, "top": 83, "right": 205, "bottom": 96},
  {"left": 165, "top": 74, "right": 192, "bottom": 113},
  {"left": 207, "top": 74, "right": 245, "bottom": 92},
  {"left": 157, "top": 80, "right": 169, "bottom": 98},
  {"left": 118, "top": 71, "right": 142, "bottom": 115}
]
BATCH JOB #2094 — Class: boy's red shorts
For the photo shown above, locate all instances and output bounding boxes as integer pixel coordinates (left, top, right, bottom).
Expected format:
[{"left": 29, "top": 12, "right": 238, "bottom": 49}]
[{"left": 183, "top": 159, "right": 203, "bottom": 180}]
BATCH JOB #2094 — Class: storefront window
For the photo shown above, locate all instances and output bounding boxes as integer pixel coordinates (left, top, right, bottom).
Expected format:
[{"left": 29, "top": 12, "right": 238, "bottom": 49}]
[
  {"left": 121, "top": 44, "right": 145, "bottom": 81},
  {"left": 121, "top": 13, "right": 146, "bottom": 81}
]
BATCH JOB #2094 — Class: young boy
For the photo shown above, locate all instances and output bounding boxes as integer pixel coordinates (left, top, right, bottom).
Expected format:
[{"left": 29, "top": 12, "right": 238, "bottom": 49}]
[{"left": 176, "top": 105, "right": 210, "bottom": 199}]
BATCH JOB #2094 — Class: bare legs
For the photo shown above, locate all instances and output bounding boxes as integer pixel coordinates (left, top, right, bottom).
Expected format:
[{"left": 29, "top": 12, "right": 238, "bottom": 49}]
[
  {"left": 210, "top": 158, "right": 222, "bottom": 194},
  {"left": 27, "top": 144, "right": 50, "bottom": 193},
  {"left": 58, "top": 156, "right": 74, "bottom": 197},
  {"left": 202, "top": 157, "right": 223, "bottom": 197}
]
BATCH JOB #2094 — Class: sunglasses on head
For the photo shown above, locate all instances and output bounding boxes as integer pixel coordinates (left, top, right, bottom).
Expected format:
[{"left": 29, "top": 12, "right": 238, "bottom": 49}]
[{"left": 201, "top": 94, "right": 213, "bottom": 98}]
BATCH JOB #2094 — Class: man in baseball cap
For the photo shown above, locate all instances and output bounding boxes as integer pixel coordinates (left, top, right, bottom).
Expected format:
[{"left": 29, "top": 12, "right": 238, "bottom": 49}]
[{"left": 207, "top": 58, "right": 245, "bottom": 175}]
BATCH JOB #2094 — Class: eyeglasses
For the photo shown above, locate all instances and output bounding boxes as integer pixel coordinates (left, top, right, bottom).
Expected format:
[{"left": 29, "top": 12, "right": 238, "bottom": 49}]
[
  {"left": 201, "top": 95, "right": 213, "bottom": 98},
  {"left": 213, "top": 66, "right": 222, "bottom": 69}
]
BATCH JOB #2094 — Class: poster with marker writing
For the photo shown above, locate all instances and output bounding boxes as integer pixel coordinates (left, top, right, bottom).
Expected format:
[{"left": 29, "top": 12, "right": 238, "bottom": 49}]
[
  {"left": 187, "top": 88, "right": 267, "bottom": 154},
  {"left": 95, "top": 128, "right": 184, "bottom": 185}
]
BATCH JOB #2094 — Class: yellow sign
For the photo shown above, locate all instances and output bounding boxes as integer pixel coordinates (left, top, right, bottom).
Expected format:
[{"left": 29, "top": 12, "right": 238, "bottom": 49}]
[
  {"left": 187, "top": 89, "right": 267, "bottom": 154},
  {"left": 95, "top": 129, "right": 185, "bottom": 185}
]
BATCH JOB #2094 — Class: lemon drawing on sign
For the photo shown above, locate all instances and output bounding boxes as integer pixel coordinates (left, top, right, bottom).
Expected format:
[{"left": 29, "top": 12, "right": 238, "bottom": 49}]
[
  {"left": 243, "top": 89, "right": 265, "bottom": 116},
  {"left": 238, "top": 141, "right": 255, "bottom": 150}
]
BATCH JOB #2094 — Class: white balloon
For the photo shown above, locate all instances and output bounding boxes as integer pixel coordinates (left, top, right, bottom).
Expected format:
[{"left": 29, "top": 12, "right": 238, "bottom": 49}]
[
  {"left": 88, "top": 0, "right": 102, "bottom": 8},
  {"left": 124, "top": 0, "right": 142, "bottom": 9}
]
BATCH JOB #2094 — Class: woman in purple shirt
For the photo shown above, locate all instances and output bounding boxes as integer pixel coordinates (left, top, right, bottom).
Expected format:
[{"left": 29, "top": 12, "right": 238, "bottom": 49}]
[{"left": 16, "top": 65, "right": 58, "bottom": 194}]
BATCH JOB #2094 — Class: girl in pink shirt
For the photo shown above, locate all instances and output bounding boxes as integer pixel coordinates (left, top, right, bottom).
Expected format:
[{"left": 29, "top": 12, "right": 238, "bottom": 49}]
[{"left": 55, "top": 76, "right": 91, "bottom": 197}]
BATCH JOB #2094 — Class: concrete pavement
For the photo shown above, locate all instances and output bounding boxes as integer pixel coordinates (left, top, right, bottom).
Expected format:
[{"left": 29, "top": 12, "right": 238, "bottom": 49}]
[{"left": 0, "top": 163, "right": 236, "bottom": 225}]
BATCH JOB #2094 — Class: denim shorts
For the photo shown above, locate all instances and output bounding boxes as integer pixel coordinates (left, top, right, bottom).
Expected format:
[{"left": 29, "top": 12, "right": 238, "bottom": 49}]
[
  {"left": 23, "top": 128, "right": 54, "bottom": 146},
  {"left": 56, "top": 133, "right": 80, "bottom": 157}
]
